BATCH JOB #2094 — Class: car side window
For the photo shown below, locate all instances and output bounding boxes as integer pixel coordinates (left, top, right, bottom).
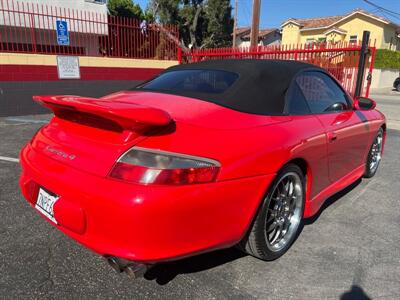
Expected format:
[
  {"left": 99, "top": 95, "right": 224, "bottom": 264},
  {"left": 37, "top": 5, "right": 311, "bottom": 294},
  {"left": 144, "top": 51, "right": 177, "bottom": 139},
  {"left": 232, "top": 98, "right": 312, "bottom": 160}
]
[
  {"left": 295, "top": 71, "right": 350, "bottom": 114},
  {"left": 286, "top": 81, "right": 311, "bottom": 115}
]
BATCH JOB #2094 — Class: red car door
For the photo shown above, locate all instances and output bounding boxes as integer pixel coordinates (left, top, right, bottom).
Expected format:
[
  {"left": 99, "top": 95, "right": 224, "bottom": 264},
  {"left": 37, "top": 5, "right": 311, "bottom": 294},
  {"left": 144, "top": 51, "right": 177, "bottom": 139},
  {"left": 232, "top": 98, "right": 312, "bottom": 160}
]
[
  {"left": 295, "top": 71, "right": 371, "bottom": 183},
  {"left": 317, "top": 111, "right": 370, "bottom": 182}
]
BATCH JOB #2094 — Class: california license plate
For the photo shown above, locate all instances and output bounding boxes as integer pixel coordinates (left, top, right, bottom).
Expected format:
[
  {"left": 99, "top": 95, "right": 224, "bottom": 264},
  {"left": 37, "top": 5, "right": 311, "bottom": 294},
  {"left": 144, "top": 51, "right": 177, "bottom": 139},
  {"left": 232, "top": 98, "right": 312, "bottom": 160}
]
[{"left": 35, "top": 188, "right": 59, "bottom": 224}]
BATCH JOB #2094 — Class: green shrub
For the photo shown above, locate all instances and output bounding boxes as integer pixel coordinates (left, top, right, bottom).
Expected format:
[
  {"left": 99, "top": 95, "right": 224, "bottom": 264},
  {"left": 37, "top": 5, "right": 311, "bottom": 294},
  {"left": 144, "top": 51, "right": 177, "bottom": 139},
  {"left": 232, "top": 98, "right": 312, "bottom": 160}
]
[{"left": 373, "top": 49, "right": 400, "bottom": 69}]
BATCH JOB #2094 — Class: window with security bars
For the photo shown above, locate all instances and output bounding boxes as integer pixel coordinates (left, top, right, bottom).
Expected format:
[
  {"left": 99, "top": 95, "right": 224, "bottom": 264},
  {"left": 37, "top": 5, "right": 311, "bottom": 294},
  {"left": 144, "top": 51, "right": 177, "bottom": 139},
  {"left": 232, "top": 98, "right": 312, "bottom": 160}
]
[{"left": 349, "top": 35, "right": 358, "bottom": 44}]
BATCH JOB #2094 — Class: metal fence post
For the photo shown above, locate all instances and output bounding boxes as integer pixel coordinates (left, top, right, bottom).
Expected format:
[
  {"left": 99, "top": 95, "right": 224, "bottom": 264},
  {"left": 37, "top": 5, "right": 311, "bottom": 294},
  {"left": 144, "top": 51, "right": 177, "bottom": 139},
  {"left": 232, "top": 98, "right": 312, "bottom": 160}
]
[
  {"left": 354, "top": 31, "right": 370, "bottom": 97},
  {"left": 365, "top": 45, "right": 376, "bottom": 97},
  {"left": 29, "top": 13, "right": 37, "bottom": 53},
  {"left": 177, "top": 47, "right": 182, "bottom": 64}
]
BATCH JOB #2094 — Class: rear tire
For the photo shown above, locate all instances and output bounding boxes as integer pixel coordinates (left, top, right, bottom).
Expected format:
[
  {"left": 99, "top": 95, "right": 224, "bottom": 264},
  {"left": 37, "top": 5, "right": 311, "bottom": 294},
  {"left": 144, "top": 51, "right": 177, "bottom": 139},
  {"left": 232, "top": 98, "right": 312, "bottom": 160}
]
[
  {"left": 364, "top": 128, "right": 384, "bottom": 178},
  {"left": 239, "top": 164, "right": 305, "bottom": 261},
  {"left": 396, "top": 83, "right": 400, "bottom": 92}
]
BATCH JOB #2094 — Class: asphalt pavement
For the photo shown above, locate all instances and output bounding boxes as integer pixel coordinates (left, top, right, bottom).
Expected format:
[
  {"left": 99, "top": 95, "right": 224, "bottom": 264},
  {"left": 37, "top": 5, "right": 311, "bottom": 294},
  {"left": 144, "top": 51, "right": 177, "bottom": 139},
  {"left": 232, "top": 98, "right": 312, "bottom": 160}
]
[
  {"left": 0, "top": 94, "right": 399, "bottom": 299},
  {"left": 370, "top": 92, "right": 400, "bottom": 130}
]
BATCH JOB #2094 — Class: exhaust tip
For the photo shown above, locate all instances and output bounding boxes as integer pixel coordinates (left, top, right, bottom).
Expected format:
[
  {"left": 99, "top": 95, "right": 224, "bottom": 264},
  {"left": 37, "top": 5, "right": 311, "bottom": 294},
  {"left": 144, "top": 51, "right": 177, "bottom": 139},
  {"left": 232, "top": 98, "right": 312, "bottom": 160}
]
[
  {"left": 106, "top": 256, "right": 148, "bottom": 279},
  {"left": 125, "top": 263, "right": 148, "bottom": 279},
  {"left": 107, "top": 257, "right": 124, "bottom": 273}
]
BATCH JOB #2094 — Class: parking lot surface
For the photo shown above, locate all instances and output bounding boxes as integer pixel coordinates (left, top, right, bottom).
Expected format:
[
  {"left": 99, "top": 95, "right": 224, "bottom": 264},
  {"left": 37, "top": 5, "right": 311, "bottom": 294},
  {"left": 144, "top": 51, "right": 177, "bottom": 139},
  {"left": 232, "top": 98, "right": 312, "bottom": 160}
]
[{"left": 0, "top": 95, "right": 399, "bottom": 299}]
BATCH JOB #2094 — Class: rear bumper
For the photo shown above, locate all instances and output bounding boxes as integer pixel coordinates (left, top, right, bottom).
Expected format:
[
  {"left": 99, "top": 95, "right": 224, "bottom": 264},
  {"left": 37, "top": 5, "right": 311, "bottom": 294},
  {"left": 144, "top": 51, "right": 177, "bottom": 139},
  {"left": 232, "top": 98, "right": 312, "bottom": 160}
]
[{"left": 20, "top": 143, "right": 274, "bottom": 263}]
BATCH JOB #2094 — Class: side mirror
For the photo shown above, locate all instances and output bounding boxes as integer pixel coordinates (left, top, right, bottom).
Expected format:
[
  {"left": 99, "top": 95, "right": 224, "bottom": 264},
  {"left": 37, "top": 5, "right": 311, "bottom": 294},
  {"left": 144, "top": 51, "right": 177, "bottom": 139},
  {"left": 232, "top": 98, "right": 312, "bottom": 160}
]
[{"left": 353, "top": 97, "right": 376, "bottom": 111}]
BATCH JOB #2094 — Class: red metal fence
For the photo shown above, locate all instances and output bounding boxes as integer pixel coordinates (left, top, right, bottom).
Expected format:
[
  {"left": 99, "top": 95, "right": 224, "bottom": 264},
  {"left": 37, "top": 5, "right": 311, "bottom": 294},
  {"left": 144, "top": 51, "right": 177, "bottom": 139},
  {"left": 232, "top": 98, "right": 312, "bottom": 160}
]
[
  {"left": 180, "top": 42, "right": 376, "bottom": 97},
  {"left": 0, "top": 0, "right": 179, "bottom": 60}
]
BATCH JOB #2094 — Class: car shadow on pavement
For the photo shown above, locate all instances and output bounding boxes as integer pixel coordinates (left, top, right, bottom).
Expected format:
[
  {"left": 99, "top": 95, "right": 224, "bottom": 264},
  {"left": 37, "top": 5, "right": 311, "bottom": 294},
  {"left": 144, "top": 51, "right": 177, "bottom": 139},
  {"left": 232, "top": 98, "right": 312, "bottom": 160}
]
[
  {"left": 304, "top": 178, "right": 362, "bottom": 225},
  {"left": 340, "top": 285, "right": 371, "bottom": 300},
  {"left": 143, "top": 178, "right": 362, "bottom": 285},
  {"left": 144, "top": 247, "right": 246, "bottom": 285}
]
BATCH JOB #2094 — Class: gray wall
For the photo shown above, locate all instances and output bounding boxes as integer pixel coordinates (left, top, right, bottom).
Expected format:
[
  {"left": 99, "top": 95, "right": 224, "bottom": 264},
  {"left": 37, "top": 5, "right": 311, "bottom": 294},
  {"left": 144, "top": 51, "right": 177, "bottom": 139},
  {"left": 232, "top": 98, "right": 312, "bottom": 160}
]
[
  {"left": 370, "top": 69, "right": 399, "bottom": 89},
  {"left": 0, "top": 80, "right": 142, "bottom": 117}
]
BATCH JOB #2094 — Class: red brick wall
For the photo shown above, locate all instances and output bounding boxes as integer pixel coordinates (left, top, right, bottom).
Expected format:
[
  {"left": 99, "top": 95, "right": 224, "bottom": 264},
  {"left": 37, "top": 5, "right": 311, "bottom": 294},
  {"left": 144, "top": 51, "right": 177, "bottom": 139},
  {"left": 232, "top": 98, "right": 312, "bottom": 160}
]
[{"left": 0, "top": 65, "right": 164, "bottom": 81}]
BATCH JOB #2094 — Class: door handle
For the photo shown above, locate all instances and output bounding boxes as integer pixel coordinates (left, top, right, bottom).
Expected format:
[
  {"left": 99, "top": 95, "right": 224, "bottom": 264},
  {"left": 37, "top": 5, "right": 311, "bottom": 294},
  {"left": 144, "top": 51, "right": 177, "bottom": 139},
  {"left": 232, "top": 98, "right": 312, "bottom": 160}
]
[{"left": 327, "top": 132, "right": 337, "bottom": 142}]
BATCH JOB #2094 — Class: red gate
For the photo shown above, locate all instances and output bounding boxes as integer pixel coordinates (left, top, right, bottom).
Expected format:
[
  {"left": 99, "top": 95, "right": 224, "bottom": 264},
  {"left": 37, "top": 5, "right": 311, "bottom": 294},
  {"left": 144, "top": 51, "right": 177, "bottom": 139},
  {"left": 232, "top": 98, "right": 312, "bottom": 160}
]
[{"left": 179, "top": 42, "right": 376, "bottom": 97}]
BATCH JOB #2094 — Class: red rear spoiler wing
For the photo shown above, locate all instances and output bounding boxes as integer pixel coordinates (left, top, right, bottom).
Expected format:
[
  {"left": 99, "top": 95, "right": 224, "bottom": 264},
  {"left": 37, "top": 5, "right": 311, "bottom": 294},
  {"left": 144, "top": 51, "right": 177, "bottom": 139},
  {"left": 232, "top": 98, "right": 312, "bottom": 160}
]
[{"left": 33, "top": 95, "right": 172, "bottom": 130}]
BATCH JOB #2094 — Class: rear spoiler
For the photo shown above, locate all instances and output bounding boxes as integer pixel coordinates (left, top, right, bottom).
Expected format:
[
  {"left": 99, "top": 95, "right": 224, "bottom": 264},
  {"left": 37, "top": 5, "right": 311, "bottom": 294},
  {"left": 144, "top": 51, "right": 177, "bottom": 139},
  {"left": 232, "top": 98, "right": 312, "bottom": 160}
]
[
  {"left": 33, "top": 95, "right": 173, "bottom": 142},
  {"left": 33, "top": 95, "right": 172, "bottom": 129}
]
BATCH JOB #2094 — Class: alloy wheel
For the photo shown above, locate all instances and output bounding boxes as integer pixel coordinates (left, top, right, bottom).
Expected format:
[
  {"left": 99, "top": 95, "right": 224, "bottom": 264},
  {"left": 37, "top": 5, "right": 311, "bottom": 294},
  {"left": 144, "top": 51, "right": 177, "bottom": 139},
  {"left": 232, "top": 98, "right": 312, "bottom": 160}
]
[
  {"left": 265, "top": 172, "right": 303, "bottom": 252},
  {"left": 369, "top": 131, "right": 383, "bottom": 173}
]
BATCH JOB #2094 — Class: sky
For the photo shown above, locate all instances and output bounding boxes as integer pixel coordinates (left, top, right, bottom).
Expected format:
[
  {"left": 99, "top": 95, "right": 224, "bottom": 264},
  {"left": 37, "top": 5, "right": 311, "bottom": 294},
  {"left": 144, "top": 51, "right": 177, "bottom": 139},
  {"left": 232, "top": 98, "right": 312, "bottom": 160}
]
[{"left": 134, "top": 0, "right": 400, "bottom": 29}]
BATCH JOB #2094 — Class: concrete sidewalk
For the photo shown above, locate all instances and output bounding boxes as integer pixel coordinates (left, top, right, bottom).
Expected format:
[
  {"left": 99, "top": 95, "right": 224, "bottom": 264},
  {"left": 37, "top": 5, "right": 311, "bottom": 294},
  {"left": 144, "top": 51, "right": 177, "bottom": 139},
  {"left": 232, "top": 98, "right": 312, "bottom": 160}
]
[
  {"left": 369, "top": 87, "right": 399, "bottom": 96},
  {"left": 370, "top": 94, "right": 400, "bottom": 131}
]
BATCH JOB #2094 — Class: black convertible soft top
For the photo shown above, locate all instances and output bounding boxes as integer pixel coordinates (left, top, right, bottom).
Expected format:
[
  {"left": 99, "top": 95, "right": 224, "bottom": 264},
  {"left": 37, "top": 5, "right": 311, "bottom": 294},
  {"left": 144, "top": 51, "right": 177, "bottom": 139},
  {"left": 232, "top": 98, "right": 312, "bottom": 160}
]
[{"left": 137, "top": 59, "right": 326, "bottom": 115}]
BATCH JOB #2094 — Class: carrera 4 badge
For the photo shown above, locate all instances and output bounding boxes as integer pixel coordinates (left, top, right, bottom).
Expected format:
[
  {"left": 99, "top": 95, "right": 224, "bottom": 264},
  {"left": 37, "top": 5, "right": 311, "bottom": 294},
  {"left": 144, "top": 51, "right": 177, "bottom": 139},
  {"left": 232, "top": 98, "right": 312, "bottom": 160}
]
[{"left": 45, "top": 145, "right": 76, "bottom": 160}]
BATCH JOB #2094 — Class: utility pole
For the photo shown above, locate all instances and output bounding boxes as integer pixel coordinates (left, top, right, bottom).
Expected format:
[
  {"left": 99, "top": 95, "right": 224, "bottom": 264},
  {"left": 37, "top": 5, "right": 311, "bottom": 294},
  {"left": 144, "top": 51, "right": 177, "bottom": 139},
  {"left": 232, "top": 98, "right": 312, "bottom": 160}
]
[
  {"left": 232, "top": 0, "right": 238, "bottom": 48},
  {"left": 250, "top": 0, "right": 261, "bottom": 48}
]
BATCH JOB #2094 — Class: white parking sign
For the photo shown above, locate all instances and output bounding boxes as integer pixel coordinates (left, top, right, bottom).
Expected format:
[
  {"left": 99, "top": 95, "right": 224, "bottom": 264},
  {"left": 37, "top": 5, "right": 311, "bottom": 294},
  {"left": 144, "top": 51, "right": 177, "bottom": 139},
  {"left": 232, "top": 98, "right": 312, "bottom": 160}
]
[{"left": 57, "top": 56, "right": 80, "bottom": 79}]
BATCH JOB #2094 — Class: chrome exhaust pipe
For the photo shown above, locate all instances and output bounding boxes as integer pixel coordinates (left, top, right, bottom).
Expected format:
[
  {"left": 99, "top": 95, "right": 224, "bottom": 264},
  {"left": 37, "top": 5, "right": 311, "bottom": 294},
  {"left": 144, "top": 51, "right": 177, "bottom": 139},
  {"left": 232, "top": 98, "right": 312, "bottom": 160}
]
[
  {"left": 107, "top": 257, "right": 125, "bottom": 273},
  {"left": 106, "top": 256, "right": 148, "bottom": 279},
  {"left": 124, "top": 263, "right": 148, "bottom": 279}
]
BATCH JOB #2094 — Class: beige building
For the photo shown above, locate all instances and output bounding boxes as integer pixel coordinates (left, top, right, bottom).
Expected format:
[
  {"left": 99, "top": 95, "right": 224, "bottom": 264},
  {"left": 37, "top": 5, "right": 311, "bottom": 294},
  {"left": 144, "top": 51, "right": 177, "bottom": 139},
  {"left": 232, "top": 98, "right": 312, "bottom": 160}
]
[{"left": 281, "top": 9, "right": 400, "bottom": 50}]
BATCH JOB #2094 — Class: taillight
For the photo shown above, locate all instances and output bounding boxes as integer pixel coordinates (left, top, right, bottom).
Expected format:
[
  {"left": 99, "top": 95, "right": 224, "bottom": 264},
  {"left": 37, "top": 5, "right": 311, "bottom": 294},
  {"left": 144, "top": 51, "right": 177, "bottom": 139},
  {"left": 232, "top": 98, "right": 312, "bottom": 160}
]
[{"left": 109, "top": 147, "right": 220, "bottom": 185}]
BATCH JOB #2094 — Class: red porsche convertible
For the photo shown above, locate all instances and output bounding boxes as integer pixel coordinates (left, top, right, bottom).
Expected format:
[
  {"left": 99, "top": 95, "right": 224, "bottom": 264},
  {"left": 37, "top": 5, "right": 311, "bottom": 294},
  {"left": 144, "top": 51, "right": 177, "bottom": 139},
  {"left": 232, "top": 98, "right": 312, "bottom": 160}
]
[{"left": 20, "top": 60, "right": 385, "bottom": 277}]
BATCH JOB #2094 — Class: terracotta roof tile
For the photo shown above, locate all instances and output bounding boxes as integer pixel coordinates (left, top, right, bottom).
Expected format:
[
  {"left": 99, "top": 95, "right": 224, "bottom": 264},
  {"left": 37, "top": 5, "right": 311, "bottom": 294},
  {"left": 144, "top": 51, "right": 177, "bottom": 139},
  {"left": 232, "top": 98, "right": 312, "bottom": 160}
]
[
  {"left": 288, "top": 15, "right": 343, "bottom": 29},
  {"left": 282, "top": 9, "right": 398, "bottom": 30},
  {"left": 236, "top": 27, "right": 251, "bottom": 36},
  {"left": 241, "top": 28, "right": 279, "bottom": 40}
]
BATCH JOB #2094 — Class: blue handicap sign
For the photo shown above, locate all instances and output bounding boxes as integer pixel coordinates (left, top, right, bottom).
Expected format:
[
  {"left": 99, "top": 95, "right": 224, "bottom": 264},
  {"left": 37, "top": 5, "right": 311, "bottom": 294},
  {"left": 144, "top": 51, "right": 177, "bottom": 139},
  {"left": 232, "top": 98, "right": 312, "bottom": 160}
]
[{"left": 56, "top": 20, "right": 69, "bottom": 46}]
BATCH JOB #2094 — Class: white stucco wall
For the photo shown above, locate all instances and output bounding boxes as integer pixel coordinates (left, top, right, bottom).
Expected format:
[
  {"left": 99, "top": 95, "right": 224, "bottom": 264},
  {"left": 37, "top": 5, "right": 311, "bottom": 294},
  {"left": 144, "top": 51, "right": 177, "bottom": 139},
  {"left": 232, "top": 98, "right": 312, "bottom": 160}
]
[
  {"left": 370, "top": 69, "right": 400, "bottom": 89},
  {"left": 0, "top": 0, "right": 108, "bottom": 34},
  {"left": 2, "top": 0, "right": 108, "bottom": 14}
]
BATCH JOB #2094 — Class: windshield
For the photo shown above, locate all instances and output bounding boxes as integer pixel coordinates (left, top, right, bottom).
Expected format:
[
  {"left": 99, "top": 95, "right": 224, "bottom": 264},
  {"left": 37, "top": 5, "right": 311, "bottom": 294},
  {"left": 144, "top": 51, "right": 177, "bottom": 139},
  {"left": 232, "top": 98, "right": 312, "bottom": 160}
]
[{"left": 138, "top": 69, "right": 239, "bottom": 94}]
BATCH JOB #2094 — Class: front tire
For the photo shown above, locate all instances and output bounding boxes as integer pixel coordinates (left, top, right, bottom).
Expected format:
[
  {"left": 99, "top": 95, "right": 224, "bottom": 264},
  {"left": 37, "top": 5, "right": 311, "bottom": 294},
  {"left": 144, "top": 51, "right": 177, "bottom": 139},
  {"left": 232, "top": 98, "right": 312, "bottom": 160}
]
[
  {"left": 364, "top": 128, "right": 384, "bottom": 178},
  {"left": 239, "top": 164, "right": 305, "bottom": 261}
]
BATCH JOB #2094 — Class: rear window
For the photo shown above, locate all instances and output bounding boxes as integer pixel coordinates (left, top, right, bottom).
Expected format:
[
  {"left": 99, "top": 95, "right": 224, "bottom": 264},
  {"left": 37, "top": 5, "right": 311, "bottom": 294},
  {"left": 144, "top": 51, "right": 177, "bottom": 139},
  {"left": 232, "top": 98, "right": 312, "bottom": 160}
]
[{"left": 138, "top": 69, "right": 239, "bottom": 94}]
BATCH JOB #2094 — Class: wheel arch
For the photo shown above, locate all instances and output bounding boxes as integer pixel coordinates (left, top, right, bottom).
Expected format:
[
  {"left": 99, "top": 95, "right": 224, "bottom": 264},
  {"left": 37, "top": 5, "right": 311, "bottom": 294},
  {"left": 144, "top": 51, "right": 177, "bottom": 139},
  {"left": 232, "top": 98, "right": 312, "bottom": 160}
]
[
  {"left": 243, "top": 156, "right": 312, "bottom": 239},
  {"left": 238, "top": 157, "right": 310, "bottom": 254},
  {"left": 283, "top": 157, "right": 313, "bottom": 204}
]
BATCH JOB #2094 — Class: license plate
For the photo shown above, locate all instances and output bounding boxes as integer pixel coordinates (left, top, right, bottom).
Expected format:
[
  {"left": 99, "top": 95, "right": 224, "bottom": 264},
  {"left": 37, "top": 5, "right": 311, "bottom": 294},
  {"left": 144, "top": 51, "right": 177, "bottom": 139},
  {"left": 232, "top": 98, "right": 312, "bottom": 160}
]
[{"left": 35, "top": 188, "right": 59, "bottom": 224}]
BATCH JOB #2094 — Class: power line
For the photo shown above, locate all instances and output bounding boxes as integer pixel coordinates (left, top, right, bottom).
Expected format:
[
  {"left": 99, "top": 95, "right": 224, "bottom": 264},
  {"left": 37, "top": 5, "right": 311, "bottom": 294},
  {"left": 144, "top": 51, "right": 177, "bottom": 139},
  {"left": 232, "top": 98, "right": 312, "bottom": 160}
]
[
  {"left": 363, "top": 0, "right": 400, "bottom": 18},
  {"left": 379, "top": 10, "right": 400, "bottom": 22},
  {"left": 238, "top": 0, "right": 252, "bottom": 27}
]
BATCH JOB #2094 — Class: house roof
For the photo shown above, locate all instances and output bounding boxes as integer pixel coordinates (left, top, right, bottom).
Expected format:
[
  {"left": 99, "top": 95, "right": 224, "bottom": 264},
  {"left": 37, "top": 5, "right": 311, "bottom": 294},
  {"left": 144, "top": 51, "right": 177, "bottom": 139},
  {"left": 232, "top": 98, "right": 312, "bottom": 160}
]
[
  {"left": 241, "top": 28, "right": 280, "bottom": 40},
  {"left": 235, "top": 27, "right": 251, "bottom": 37},
  {"left": 324, "top": 27, "right": 347, "bottom": 35},
  {"left": 281, "top": 9, "right": 399, "bottom": 31},
  {"left": 282, "top": 15, "right": 343, "bottom": 30}
]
